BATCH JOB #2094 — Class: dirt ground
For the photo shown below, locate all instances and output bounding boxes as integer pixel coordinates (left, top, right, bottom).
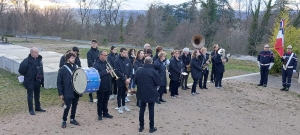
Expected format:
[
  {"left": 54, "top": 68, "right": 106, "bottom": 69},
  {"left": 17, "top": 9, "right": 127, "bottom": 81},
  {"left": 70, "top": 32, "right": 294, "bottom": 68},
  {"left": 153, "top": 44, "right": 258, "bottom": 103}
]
[{"left": 1, "top": 79, "right": 300, "bottom": 135}]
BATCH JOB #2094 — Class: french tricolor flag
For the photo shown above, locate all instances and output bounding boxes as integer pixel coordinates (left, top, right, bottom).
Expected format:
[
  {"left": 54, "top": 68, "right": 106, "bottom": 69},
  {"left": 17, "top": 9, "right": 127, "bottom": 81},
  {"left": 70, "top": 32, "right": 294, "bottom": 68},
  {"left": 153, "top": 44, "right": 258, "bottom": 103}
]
[{"left": 274, "top": 19, "right": 284, "bottom": 57}]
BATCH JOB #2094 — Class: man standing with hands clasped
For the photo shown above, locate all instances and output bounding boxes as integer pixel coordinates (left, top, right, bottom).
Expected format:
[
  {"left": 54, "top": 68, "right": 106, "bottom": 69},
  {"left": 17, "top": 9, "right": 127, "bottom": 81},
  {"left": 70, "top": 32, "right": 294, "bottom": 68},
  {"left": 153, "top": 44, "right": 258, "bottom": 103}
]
[
  {"left": 135, "top": 57, "right": 161, "bottom": 133},
  {"left": 257, "top": 44, "right": 274, "bottom": 87},
  {"left": 280, "top": 45, "right": 297, "bottom": 91}
]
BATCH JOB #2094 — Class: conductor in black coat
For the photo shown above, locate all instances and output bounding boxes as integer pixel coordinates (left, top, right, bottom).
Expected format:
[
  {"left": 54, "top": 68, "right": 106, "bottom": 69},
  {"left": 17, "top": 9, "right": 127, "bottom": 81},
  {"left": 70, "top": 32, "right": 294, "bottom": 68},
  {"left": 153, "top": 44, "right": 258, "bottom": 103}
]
[
  {"left": 87, "top": 39, "right": 99, "bottom": 102},
  {"left": 18, "top": 47, "right": 46, "bottom": 115},
  {"left": 93, "top": 51, "right": 114, "bottom": 120},
  {"left": 135, "top": 57, "right": 161, "bottom": 133},
  {"left": 57, "top": 51, "right": 81, "bottom": 128}
]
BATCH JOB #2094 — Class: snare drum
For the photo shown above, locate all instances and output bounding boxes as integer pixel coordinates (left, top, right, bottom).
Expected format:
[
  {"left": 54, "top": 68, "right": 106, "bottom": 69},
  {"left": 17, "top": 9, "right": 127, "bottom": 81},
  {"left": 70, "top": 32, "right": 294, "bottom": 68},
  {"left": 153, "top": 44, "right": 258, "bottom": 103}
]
[{"left": 72, "top": 68, "right": 101, "bottom": 94}]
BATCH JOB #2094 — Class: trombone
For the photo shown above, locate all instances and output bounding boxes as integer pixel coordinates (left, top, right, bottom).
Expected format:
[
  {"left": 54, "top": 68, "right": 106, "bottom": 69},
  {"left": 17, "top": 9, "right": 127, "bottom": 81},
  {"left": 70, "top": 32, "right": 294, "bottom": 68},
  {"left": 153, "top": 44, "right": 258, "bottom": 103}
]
[{"left": 106, "top": 62, "right": 119, "bottom": 80}]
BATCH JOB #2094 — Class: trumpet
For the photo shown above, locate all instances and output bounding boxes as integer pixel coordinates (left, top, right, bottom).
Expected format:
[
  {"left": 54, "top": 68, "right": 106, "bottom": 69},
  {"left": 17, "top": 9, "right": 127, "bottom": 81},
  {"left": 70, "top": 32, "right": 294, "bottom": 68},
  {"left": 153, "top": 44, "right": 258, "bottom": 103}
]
[{"left": 106, "top": 62, "right": 119, "bottom": 80}]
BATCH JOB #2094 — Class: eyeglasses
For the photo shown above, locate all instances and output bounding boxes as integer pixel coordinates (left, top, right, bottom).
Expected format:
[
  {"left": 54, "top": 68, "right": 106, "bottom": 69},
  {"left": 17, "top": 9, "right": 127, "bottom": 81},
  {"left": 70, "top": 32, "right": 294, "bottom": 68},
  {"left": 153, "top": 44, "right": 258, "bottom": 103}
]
[{"left": 101, "top": 54, "right": 107, "bottom": 56}]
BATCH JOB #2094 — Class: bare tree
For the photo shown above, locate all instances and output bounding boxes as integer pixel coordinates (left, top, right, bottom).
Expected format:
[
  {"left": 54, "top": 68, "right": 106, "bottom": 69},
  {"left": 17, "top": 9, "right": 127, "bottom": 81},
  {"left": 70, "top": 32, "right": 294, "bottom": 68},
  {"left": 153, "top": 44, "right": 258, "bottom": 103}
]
[
  {"left": 77, "top": 0, "right": 95, "bottom": 39},
  {"left": 24, "top": 0, "right": 29, "bottom": 42}
]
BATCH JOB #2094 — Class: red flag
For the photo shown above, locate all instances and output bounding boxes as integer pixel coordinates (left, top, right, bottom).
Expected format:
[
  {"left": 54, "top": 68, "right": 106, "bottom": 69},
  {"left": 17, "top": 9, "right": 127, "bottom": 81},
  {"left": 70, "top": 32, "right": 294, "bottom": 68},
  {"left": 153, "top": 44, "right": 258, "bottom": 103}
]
[{"left": 274, "top": 19, "right": 284, "bottom": 57}]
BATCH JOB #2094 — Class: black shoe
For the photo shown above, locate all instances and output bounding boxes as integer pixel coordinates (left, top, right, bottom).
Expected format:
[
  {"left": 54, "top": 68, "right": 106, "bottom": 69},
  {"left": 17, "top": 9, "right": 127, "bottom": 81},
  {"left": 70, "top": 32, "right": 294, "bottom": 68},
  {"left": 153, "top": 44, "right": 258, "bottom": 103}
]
[
  {"left": 182, "top": 87, "right": 187, "bottom": 90},
  {"left": 29, "top": 110, "right": 35, "bottom": 115},
  {"left": 159, "top": 99, "right": 166, "bottom": 102},
  {"left": 203, "top": 87, "right": 208, "bottom": 89},
  {"left": 70, "top": 119, "right": 80, "bottom": 125},
  {"left": 280, "top": 87, "right": 286, "bottom": 90},
  {"left": 89, "top": 99, "right": 93, "bottom": 102},
  {"left": 103, "top": 114, "right": 113, "bottom": 119},
  {"left": 284, "top": 88, "right": 289, "bottom": 91},
  {"left": 98, "top": 116, "right": 102, "bottom": 120},
  {"left": 35, "top": 108, "right": 46, "bottom": 112},
  {"left": 257, "top": 84, "right": 263, "bottom": 86},
  {"left": 186, "top": 87, "right": 191, "bottom": 89},
  {"left": 61, "top": 121, "right": 66, "bottom": 128},
  {"left": 263, "top": 84, "right": 267, "bottom": 87},
  {"left": 210, "top": 80, "right": 214, "bottom": 83},
  {"left": 156, "top": 101, "right": 161, "bottom": 104},
  {"left": 149, "top": 127, "right": 157, "bottom": 133},
  {"left": 199, "top": 87, "right": 203, "bottom": 89},
  {"left": 139, "top": 127, "right": 144, "bottom": 132}
]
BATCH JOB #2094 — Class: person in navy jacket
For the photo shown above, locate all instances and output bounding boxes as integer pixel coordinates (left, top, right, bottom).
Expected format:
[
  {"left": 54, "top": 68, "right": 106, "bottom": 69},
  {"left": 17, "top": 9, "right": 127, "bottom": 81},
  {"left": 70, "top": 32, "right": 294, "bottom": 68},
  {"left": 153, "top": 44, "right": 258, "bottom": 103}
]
[
  {"left": 133, "top": 50, "right": 145, "bottom": 106},
  {"left": 57, "top": 51, "right": 81, "bottom": 128},
  {"left": 257, "top": 44, "right": 274, "bottom": 87},
  {"left": 154, "top": 52, "right": 167, "bottom": 103},
  {"left": 107, "top": 46, "right": 118, "bottom": 99},
  {"left": 213, "top": 48, "right": 228, "bottom": 88},
  {"left": 87, "top": 39, "right": 99, "bottom": 102},
  {"left": 190, "top": 49, "right": 203, "bottom": 95},
  {"left": 199, "top": 47, "right": 210, "bottom": 89},
  {"left": 169, "top": 50, "right": 183, "bottom": 98},
  {"left": 280, "top": 45, "right": 298, "bottom": 91}
]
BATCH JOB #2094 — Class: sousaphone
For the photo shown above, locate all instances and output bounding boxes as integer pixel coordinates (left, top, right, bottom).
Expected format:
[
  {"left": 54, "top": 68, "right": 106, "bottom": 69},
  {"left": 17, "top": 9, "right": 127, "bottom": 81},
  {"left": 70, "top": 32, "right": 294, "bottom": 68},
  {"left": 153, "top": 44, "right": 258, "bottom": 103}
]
[{"left": 191, "top": 34, "right": 205, "bottom": 49}]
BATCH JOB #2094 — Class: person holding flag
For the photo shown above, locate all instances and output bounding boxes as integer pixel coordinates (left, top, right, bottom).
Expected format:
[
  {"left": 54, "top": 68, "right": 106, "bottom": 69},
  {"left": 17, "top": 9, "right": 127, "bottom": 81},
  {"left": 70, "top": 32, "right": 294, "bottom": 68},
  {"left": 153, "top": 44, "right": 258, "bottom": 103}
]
[
  {"left": 257, "top": 44, "right": 274, "bottom": 87},
  {"left": 280, "top": 45, "right": 297, "bottom": 91}
]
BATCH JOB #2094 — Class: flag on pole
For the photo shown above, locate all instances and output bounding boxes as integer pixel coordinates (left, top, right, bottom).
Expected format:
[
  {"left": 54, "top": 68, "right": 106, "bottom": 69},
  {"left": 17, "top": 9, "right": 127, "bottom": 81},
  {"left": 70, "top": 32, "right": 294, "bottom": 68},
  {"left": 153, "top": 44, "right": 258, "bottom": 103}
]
[{"left": 274, "top": 19, "right": 284, "bottom": 57}]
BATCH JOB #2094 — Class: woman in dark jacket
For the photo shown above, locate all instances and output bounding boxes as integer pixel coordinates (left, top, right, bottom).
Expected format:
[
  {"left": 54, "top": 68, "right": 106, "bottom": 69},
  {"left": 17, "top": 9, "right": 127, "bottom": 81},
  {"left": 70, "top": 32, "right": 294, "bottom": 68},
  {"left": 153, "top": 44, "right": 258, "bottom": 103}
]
[
  {"left": 153, "top": 46, "right": 163, "bottom": 62},
  {"left": 133, "top": 50, "right": 144, "bottom": 106},
  {"left": 154, "top": 52, "right": 167, "bottom": 103},
  {"left": 128, "top": 49, "right": 136, "bottom": 93},
  {"left": 199, "top": 47, "right": 210, "bottom": 89},
  {"left": 213, "top": 48, "right": 228, "bottom": 88},
  {"left": 190, "top": 49, "right": 203, "bottom": 95},
  {"left": 169, "top": 50, "right": 183, "bottom": 98}
]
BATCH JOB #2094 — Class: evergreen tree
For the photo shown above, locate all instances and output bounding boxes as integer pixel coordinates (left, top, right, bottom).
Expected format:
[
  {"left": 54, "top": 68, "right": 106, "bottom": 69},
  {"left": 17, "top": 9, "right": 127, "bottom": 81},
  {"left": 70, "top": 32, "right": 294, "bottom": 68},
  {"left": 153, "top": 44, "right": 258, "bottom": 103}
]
[
  {"left": 125, "top": 15, "right": 134, "bottom": 35},
  {"left": 145, "top": 5, "right": 155, "bottom": 43},
  {"left": 119, "top": 17, "right": 124, "bottom": 44}
]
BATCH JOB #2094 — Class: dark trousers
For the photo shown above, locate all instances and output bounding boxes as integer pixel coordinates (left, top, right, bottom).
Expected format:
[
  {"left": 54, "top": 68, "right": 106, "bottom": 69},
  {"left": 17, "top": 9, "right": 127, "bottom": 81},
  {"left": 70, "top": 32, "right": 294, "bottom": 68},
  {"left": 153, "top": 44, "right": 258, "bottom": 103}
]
[
  {"left": 210, "top": 65, "right": 215, "bottom": 82},
  {"left": 215, "top": 73, "right": 224, "bottom": 87},
  {"left": 158, "top": 86, "right": 166, "bottom": 100},
  {"left": 199, "top": 72, "right": 209, "bottom": 88},
  {"left": 117, "top": 86, "right": 126, "bottom": 107},
  {"left": 139, "top": 102, "right": 155, "bottom": 128},
  {"left": 259, "top": 66, "right": 269, "bottom": 85},
  {"left": 192, "top": 78, "right": 199, "bottom": 93},
  {"left": 111, "top": 79, "right": 117, "bottom": 95},
  {"left": 282, "top": 68, "right": 293, "bottom": 88},
  {"left": 63, "top": 96, "right": 79, "bottom": 121},
  {"left": 180, "top": 72, "right": 189, "bottom": 88},
  {"left": 97, "top": 91, "right": 110, "bottom": 116},
  {"left": 27, "top": 81, "right": 41, "bottom": 111},
  {"left": 169, "top": 80, "right": 172, "bottom": 92},
  {"left": 170, "top": 80, "right": 179, "bottom": 96}
]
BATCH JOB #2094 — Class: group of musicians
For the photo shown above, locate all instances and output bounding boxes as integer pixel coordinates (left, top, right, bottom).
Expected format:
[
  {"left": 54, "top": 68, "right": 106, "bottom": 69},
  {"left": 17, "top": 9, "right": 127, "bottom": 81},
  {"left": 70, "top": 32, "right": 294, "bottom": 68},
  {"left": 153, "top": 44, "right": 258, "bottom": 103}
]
[{"left": 18, "top": 39, "right": 297, "bottom": 132}]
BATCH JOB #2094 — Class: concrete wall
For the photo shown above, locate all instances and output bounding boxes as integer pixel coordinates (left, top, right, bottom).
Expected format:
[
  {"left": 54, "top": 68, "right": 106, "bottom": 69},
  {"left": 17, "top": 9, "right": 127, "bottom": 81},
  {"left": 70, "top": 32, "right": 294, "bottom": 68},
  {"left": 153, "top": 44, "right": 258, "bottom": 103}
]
[{"left": 0, "top": 45, "right": 88, "bottom": 89}]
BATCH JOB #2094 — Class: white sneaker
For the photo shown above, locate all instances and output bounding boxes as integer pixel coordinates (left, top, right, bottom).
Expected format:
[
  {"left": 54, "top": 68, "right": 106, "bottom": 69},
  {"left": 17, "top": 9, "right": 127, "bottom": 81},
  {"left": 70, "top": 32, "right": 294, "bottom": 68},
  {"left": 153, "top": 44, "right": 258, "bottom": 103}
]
[
  {"left": 117, "top": 107, "right": 123, "bottom": 114},
  {"left": 191, "top": 93, "right": 195, "bottom": 95},
  {"left": 109, "top": 95, "right": 115, "bottom": 100},
  {"left": 125, "top": 97, "right": 130, "bottom": 102},
  {"left": 114, "top": 95, "right": 117, "bottom": 98},
  {"left": 123, "top": 106, "right": 130, "bottom": 112}
]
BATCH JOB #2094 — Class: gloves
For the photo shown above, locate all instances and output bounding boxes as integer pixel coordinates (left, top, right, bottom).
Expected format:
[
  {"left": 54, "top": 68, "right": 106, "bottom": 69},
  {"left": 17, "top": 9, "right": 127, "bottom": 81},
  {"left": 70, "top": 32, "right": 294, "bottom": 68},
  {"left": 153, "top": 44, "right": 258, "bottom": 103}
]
[
  {"left": 257, "top": 61, "right": 260, "bottom": 68},
  {"left": 293, "top": 70, "right": 296, "bottom": 73},
  {"left": 269, "top": 63, "right": 274, "bottom": 70}
]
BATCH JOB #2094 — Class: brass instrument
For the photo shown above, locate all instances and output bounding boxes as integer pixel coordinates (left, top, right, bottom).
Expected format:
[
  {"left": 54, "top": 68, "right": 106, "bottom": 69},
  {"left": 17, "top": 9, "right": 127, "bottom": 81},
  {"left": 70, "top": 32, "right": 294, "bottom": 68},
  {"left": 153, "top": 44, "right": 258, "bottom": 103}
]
[
  {"left": 191, "top": 34, "right": 205, "bottom": 49},
  {"left": 106, "top": 62, "right": 119, "bottom": 80},
  {"left": 186, "top": 54, "right": 192, "bottom": 72},
  {"left": 202, "top": 54, "right": 211, "bottom": 70},
  {"left": 218, "top": 48, "right": 226, "bottom": 64}
]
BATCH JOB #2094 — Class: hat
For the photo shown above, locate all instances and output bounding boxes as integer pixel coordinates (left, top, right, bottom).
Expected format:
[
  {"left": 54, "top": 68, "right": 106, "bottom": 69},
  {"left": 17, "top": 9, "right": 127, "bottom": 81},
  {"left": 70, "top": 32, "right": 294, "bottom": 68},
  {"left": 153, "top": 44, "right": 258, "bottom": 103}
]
[
  {"left": 72, "top": 47, "right": 79, "bottom": 52},
  {"left": 287, "top": 45, "right": 292, "bottom": 49},
  {"left": 264, "top": 44, "right": 269, "bottom": 48},
  {"left": 111, "top": 46, "right": 117, "bottom": 50}
]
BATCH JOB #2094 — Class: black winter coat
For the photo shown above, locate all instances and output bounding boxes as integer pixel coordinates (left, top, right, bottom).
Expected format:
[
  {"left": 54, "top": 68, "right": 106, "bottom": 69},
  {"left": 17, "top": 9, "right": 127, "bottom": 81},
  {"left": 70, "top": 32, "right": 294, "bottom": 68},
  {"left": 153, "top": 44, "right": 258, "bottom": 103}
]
[
  {"left": 87, "top": 47, "right": 99, "bottom": 67},
  {"left": 135, "top": 64, "right": 161, "bottom": 103},
  {"left": 59, "top": 54, "right": 81, "bottom": 68},
  {"left": 18, "top": 54, "right": 44, "bottom": 90},
  {"left": 153, "top": 52, "right": 159, "bottom": 62},
  {"left": 107, "top": 52, "right": 118, "bottom": 68},
  {"left": 190, "top": 56, "right": 203, "bottom": 79},
  {"left": 134, "top": 58, "right": 144, "bottom": 71},
  {"left": 154, "top": 59, "right": 167, "bottom": 86},
  {"left": 180, "top": 53, "right": 191, "bottom": 72},
  {"left": 214, "top": 54, "right": 225, "bottom": 73},
  {"left": 169, "top": 57, "right": 183, "bottom": 81},
  {"left": 57, "top": 63, "right": 80, "bottom": 99},
  {"left": 114, "top": 56, "right": 133, "bottom": 87},
  {"left": 93, "top": 59, "right": 112, "bottom": 91}
]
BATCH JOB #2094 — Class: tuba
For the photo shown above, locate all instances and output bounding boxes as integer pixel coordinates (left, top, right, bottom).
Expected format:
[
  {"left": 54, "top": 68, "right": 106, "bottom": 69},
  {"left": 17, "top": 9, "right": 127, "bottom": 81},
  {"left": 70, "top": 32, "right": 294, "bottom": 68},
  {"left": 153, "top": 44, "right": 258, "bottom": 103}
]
[
  {"left": 218, "top": 48, "right": 226, "bottom": 63},
  {"left": 191, "top": 34, "right": 205, "bottom": 49},
  {"left": 106, "top": 62, "right": 119, "bottom": 80}
]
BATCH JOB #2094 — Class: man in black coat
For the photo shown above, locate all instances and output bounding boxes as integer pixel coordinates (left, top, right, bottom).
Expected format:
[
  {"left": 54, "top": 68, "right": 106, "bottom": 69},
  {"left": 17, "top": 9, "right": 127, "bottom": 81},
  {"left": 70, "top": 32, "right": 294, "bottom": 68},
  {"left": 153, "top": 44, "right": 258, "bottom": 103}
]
[
  {"left": 210, "top": 44, "right": 219, "bottom": 83},
  {"left": 135, "top": 57, "right": 161, "bottom": 133},
  {"left": 213, "top": 48, "right": 228, "bottom": 88},
  {"left": 59, "top": 50, "right": 71, "bottom": 68},
  {"left": 87, "top": 39, "right": 99, "bottom": 102},
  {"left": 57, "top": 51, "right": 81, "bottom": 128},
  {"left": 18, "top": 47, "right": 46, "bottom": 115},
  {"left": 114, "top": 47, "right": 133, "bottom": 114},
  {"left": 107, "top": 46, "right": 118, "bottom": 99},
  {"left": 93, "top": 50, "right": 114, "bottom": 120}
]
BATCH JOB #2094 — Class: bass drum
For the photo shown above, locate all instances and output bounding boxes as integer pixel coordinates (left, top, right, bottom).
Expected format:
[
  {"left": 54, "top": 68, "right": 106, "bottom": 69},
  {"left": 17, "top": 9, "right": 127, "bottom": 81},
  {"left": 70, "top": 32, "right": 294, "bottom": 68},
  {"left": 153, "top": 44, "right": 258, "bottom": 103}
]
[{"left": 72, "top": 68, "right": 101, "bottom": 94}]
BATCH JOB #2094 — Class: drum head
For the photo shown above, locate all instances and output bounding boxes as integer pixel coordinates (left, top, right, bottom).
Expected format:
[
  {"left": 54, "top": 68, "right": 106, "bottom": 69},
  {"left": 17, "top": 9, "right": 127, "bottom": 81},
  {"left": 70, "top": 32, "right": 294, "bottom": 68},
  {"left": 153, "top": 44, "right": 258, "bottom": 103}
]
[{"left": 72, "top": 68, "right": 87, "bottom": 94}]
